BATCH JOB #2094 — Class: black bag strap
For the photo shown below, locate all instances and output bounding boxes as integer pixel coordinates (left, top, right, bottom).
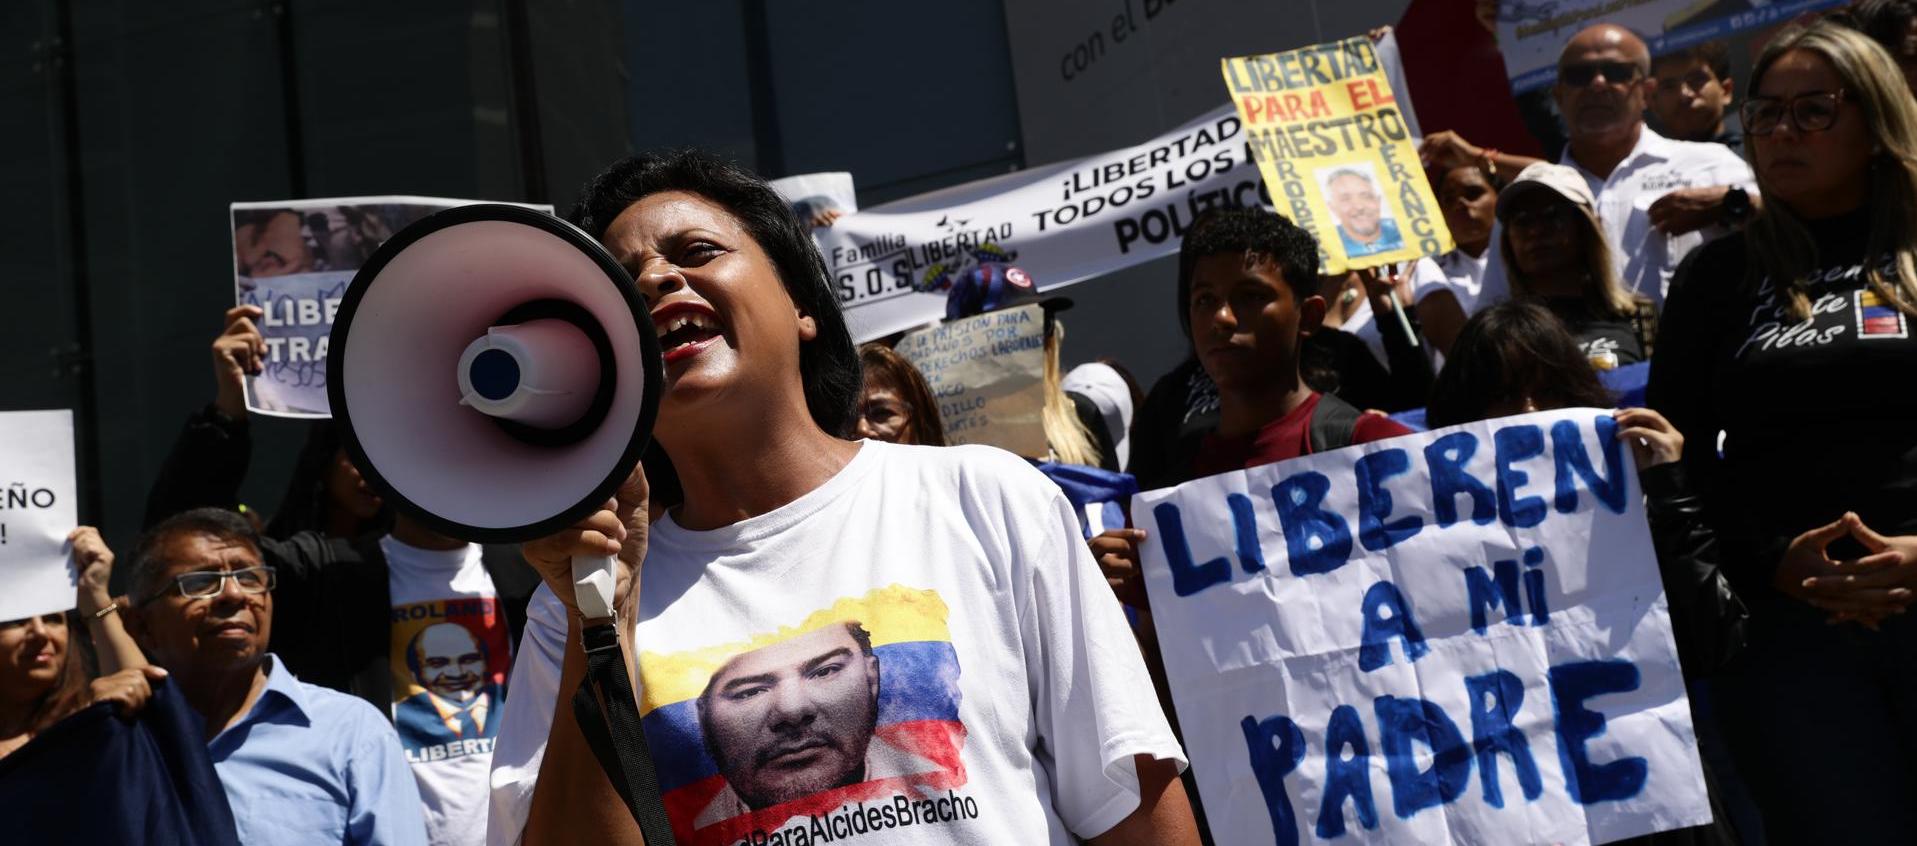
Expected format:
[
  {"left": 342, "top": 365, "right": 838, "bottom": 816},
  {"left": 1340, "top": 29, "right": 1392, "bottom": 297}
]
[
  {"left": 1306, "top": 393, "right": 1365, "bottom": 454},
  {"left": 571, "top": 620, "right": 677, "bottom": 845}
]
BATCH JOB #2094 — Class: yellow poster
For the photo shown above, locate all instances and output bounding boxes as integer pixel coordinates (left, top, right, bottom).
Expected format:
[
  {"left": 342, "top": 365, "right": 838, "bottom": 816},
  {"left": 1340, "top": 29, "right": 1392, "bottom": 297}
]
[{"left": 1222, "top": 36, "right": 1451, "bottom": 274}]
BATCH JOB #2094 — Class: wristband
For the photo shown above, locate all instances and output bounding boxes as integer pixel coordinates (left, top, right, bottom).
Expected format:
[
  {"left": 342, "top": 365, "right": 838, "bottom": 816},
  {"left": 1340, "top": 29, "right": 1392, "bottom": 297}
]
[
  {"left": 93, "top": 603, "right": 121, "bottom": 620},
  {"left": 1481, "top": 148, "right": 1501, "bottom": 180}
]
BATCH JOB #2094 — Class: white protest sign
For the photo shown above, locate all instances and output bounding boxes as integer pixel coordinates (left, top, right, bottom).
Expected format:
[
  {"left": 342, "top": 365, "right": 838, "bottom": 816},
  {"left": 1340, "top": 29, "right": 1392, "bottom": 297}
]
[
  {"left": 229, "top": 196, "right": 554, "bottom": 418},
  {"left": 1137, "top": 408, "right": 1710, "bottom": 845},
  {"left": 821, "top": 32, "right": 1423, "bottom": 343},
  {"left": 896, "top": 304, "right": 1047, "bottom": 458},
  {"left": 0, "top": 410, "right": 77, "bottom": 622},
  {"left": 1495, "top": 0, "right": 1845, "bottom": 93},
  {"left": 819, "top": 104, "right": 1255, "bottom": 343},
  {"left": 770, "top": 172, "right": 858, "bottom": 231}
]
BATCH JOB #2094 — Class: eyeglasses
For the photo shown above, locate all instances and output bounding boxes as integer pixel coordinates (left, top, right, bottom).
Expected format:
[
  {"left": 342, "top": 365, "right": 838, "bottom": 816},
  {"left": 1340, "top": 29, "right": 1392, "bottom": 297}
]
[
  {"left": 1559, "top": 61, "right": 1642, "bottom": 87},
  {"left": 1740, "top": 91, "right": 1848, "bottom": 136},
  {"left": 139, "top": 566, "right": 276, "bottom": 605}
]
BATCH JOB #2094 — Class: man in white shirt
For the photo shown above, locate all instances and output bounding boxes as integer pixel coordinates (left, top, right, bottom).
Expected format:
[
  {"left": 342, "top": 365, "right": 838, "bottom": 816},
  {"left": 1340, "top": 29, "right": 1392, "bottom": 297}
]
[{"left": 1422, "top": 23, "right": 1757, "bottom": 306}]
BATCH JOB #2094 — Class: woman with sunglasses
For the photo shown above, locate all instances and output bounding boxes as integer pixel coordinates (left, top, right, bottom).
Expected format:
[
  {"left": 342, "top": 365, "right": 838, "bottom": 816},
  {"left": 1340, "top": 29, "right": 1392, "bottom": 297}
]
[
  {"left": 1495, "top": 162, "right": 1657, "bottom": 368},
  {"left": 1648, "top": 22, "right": 1917, "bottom": 843}
]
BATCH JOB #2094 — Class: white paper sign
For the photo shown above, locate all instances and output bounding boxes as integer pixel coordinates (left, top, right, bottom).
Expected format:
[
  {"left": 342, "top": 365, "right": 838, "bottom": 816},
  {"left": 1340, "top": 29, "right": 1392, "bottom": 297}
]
[
  {"left": 821, "top": 32, "right": 1423, "bottom": 343},
  {"left": 1137, "top": 408, "right": 1710, "bottom": 845},
  {"left": 771, "top": 172, "right": 859, "bottom": 231},
  {"left": 896, "top": 304, "right": 1047, "bottom": 458},
  {"left": 0, "top": 410, "right": 78, "bottom": 622},
  {"left": 229, "top": 196, "right": 554, "bottom": 418},
  {"left": 819, "top": 104, "right": 1254, "bottom": 343}
]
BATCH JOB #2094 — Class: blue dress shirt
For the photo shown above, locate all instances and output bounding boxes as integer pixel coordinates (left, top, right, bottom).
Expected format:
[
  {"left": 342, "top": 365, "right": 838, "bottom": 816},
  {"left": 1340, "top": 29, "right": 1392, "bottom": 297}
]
[{"left": 208, "top": 654, "right": 427, "bottom": 845}]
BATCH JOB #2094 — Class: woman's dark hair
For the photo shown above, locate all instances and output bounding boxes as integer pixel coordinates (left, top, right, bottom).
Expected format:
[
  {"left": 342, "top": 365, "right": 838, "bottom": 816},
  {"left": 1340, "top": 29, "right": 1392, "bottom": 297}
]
[
  {"left": 858, "top": 343, "right": 947, "bottom": 447},
  {"left": 1840, "top": 0, "right": 1917, "bottom": 59},
  {"left": 265, "top": 421, "right": 391, "bottom": 541},
  {"left": 1425, "top": 159, "right": 1503, "bottom": 196},
  {"left": 569, "top": 151, "right": 863, "bottom": 505},
  {"left": 1425, "top": 301, "right": 1615, "bottom": 428},
  {"left": 1175, "top": 207, "right": 1320, "bottom": 340}
]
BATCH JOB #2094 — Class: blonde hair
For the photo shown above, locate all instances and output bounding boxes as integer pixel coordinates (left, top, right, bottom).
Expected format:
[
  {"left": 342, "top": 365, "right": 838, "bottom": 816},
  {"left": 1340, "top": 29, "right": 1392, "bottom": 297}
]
[
  {"left": 1499, "top": 199, "right": 1636, "bottom": 316},
  {"left": 1041, "top": 320, "right": 1102, "bottom": 467},
  {"left": 1746, "top": 21, "right": 1917, "bottom": 320}
]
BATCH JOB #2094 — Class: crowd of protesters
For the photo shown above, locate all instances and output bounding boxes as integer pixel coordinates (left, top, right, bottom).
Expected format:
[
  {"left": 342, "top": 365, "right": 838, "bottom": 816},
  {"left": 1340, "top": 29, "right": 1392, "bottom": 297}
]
[{"left": 3, "top": 5, "right": 1916, "bottom": 845}]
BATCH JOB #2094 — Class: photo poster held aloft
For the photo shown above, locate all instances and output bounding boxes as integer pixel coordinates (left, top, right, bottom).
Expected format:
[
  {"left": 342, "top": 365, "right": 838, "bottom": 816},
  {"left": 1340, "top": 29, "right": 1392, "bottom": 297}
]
[
  {"left": 1224, "top": 35, "right": 1452, "bottom": 274},
  {"left": 895, "top": 304, "right": 1048, "bottom": 459},
  {"left": 228, "top": 196, "right": 555, "bottom": 418},
  {"left": 1135, "top": 408, "right": 1712, "bottom": 845},
  {"left": 0, "top": 410, "right": 78, "bottom": 622},
  {"left": 770, "top": 172, "right": 859, "bottom": 232},
  {"left": 1494, "top": 0, "right": 1847, "bottom": 94}
]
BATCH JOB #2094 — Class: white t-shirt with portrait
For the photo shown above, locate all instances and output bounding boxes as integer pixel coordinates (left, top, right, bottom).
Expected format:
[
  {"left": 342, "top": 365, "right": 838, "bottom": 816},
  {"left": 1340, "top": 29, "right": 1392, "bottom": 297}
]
[
  {"left": 383, "top": 538, "right": 511, "bottom": 846},
  {"left": 489, "top": 441, "right": 1184, "bottom": 846}
]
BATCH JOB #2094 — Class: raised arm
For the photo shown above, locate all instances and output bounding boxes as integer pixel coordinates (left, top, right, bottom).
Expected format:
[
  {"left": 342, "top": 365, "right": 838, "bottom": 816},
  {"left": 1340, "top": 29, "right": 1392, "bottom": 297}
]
[
  {"left": 143, "top": 306, "right": 266, "bottom": 528},
  {"left": 513, "top": 465, "right": 650, "bottom": 844},
  {"left": 70, "top": 526, "right": 146, "bottom": 675}
]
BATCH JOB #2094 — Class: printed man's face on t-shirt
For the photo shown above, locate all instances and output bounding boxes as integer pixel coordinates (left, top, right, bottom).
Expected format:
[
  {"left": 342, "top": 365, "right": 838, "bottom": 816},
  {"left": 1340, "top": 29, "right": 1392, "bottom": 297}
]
[
  {"left": 698, "top": 623, "right": 881, "bottom": 809},
  {"left": 412, "top": 622, "right": 487, "bottom": 702}
]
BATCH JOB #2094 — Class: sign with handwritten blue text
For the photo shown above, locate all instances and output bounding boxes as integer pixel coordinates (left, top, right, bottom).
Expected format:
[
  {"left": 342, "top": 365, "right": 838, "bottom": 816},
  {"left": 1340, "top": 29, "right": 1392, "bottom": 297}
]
[{"left": 1137, "top": 408, "right": 1709, "bottom": 844}]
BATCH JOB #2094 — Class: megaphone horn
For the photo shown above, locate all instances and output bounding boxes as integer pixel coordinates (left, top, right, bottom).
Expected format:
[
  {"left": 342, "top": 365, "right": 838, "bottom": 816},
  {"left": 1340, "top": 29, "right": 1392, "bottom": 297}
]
[{"left": 327, "top": 204, "right": 662, "bottom": 619}]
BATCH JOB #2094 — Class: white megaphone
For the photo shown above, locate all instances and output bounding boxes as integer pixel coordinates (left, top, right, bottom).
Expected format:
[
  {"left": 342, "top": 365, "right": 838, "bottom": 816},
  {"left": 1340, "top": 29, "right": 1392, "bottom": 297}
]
[{"left": 327, "top": 204, "right": 661, "bottom": 620}]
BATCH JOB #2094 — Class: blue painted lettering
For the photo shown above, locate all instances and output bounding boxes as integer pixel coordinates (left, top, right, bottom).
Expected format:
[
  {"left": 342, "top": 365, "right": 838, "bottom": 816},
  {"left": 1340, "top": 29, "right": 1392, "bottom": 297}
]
[
  {"left": 1317, "top": 704, "right": 1379, "bottom": 838},
  {"left": 1494, "top": 425, "right": 1547, "bottom": 527},
  {"left": 1359, "top": 580, "right": 1428, "bottom": 671},
  {"left": 1153, "top": 503, "right": 1230, "bottom": 597},
  {"left": 1465, "top": 669, "right": 1543, "bottom": 808},
  {"left": 1242, "top": 714, "right": 1308, "bottom": 846},
  {"left": 1272, "top": 471, "right": 1353, "bottom": 576},
  {"left": 1356, "top": 448, "right": 1424, "bottom": 551},
  {"left": 1549, "top": 660, "right": 1648, "bottom": 804},
  {"left": 1375, "top": 695, "right": 1472, "bottom": 819},
  {"left": 1465, "top": 558, "right": 1522, "bottom": 634},
  {"left": 1228, "top": 492, "right": 1266, "bottom": 574},
  {"left": 1426, "top": 432, "right": 1496, "bottom": 527},
  {"left": 1551, "top": 417, "right": 1629, "bottom": 514}
]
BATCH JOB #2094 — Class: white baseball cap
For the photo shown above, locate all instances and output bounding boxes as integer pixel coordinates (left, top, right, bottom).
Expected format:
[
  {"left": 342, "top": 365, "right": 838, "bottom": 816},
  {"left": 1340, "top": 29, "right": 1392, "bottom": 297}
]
[{"left": 1495, "top": 162, "right": 1596, "bottom": 221}]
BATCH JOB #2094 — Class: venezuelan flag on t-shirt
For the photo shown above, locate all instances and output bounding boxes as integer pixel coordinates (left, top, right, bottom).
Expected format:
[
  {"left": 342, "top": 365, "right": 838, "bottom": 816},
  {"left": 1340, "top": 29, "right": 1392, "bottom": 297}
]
[
  {"left": 1858, "top": 288, "right": 1909, "bottom": 339},
  {"left": 637, "top": 585, "right": 967, "bottom": 846}
]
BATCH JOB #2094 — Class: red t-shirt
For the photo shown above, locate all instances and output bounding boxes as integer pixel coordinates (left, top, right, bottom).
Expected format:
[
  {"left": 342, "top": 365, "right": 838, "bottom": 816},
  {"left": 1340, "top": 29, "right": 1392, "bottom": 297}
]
[{"left": 1191, "top": 392, "right": 1414, "bottom": 479}]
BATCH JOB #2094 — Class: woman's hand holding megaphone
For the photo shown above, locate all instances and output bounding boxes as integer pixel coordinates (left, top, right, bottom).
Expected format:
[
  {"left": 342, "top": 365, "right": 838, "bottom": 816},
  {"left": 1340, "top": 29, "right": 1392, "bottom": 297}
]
[{"left": 521, "top": 462, "right": 650, "bottom": 622}]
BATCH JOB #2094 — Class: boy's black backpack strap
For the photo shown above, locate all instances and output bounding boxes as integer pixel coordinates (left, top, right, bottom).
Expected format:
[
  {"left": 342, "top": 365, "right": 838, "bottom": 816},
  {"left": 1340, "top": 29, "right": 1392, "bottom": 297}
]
[{"left": 1307, "top": 393, "right": 1365, "bottom": 455}]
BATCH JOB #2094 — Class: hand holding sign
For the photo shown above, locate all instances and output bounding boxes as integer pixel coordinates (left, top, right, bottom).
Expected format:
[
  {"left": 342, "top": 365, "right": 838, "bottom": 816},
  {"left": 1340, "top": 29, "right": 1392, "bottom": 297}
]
[
  {"left": 70, "top": 526, "right": 116, "bottom": 619},
  {"left": 1089, "top": 528, "right": 1149, "bottom": 610},
  {"left": 213, "top": 305, "right": 268, "bottom": 420},
  {"left": 1611, "top": 408, "right": 1683, "bottom": 469}
]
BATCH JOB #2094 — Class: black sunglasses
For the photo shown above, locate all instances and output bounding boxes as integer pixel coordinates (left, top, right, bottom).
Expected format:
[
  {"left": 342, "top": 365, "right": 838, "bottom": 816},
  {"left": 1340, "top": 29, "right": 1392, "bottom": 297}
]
[
  {"left": 1740, "top": 91, "right": 1848, "bottom": 136},
  {"left": 1559, "top": 61, "right": 1643, "bottom": 87}
]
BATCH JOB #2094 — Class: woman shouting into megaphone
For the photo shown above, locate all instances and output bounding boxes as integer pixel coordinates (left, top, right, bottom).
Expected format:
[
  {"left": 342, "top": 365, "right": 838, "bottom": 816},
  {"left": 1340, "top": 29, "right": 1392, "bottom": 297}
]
[{"left": 488, "top": 151, "right": 1198, "bottom": 846}]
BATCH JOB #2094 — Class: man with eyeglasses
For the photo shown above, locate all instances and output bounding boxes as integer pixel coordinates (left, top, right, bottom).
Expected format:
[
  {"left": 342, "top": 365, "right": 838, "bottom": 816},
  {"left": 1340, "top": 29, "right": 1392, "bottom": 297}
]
[
  {"left": 123, "top": 507, "right": 427, "bottom": 846},
  {"left": 1424, "top": 23, "right": 1756, "bottom": 307}
]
